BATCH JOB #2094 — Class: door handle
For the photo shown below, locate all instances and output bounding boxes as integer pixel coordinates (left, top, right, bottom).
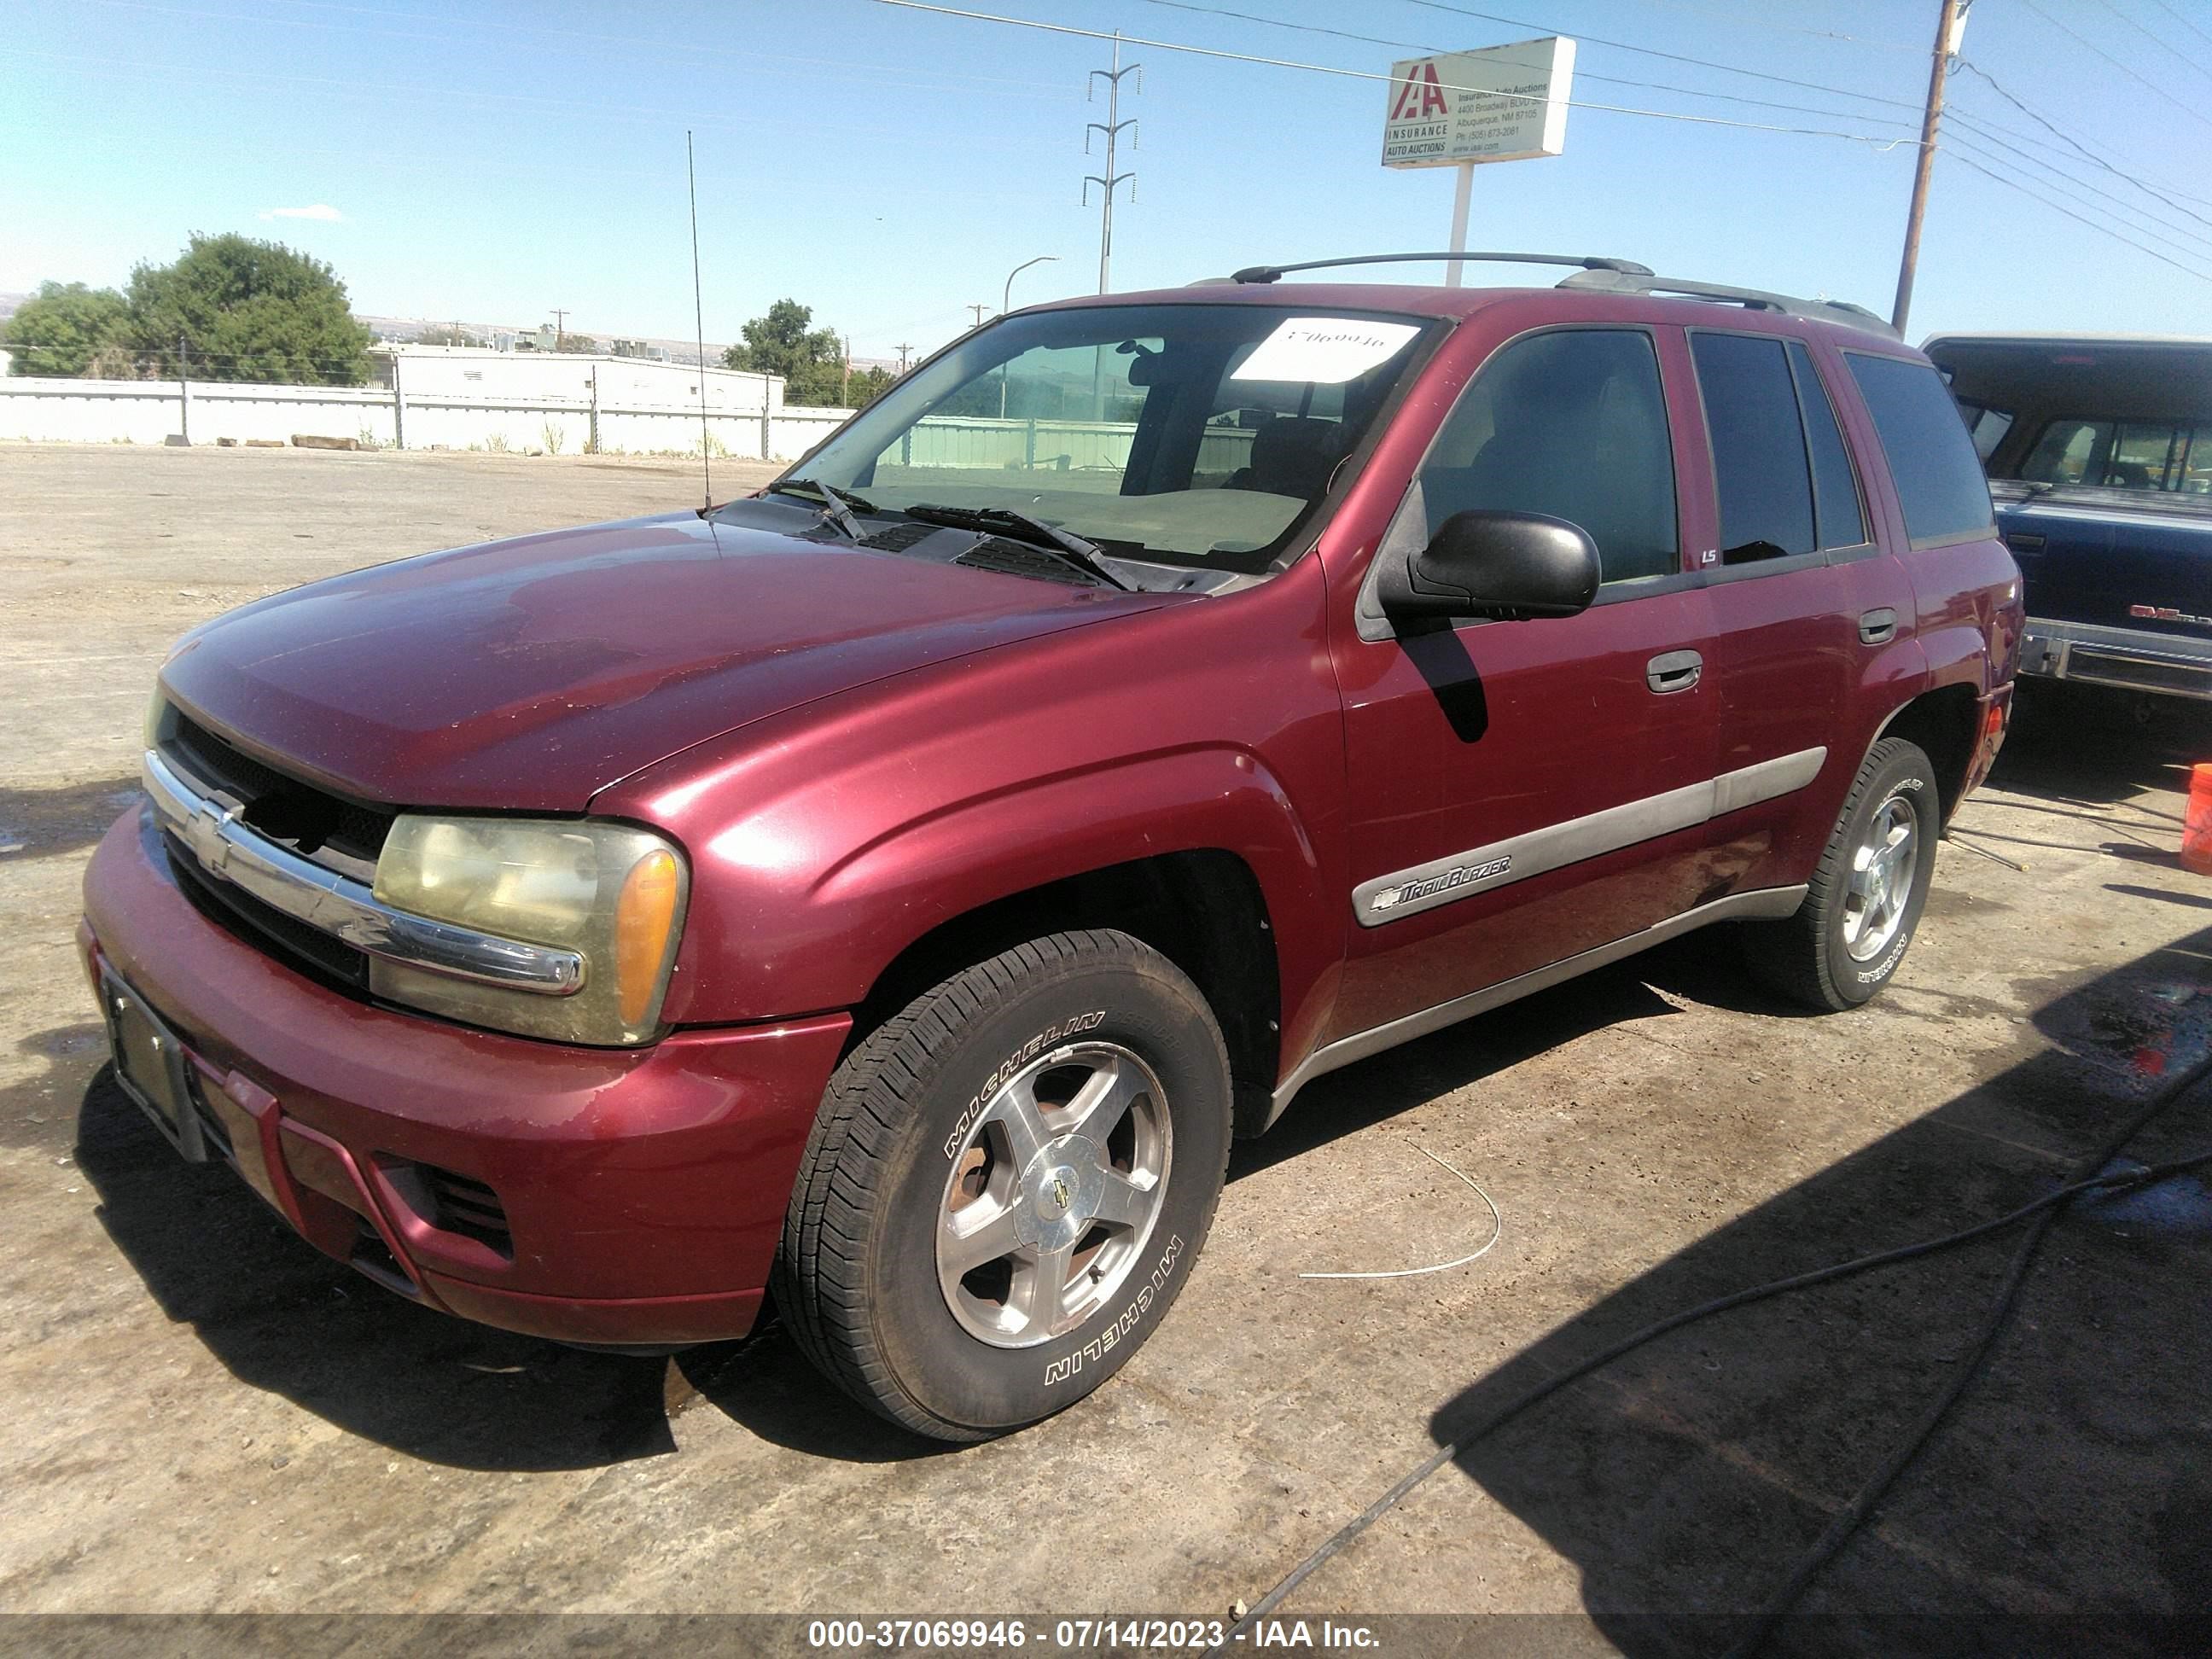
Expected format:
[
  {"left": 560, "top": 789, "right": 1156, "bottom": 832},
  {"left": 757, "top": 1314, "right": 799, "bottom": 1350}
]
[
  {"left": 1859, "top": 608, "right": 1898, "bottom": 645},
  {"left": 1646, "top": 649, "right": 1703, "bottom": 694}
]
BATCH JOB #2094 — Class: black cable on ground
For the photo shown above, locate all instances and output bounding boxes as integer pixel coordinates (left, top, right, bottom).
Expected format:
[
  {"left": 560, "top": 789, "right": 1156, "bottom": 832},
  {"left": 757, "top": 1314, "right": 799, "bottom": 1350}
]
[{"left": 1212, "top": 1051, "right": 2212, "bottom": 1656}]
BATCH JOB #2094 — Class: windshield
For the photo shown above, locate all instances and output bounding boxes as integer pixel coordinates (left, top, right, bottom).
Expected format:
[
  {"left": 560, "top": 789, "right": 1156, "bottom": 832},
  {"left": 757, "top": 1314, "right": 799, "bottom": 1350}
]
[{"left": 761, "top": 304, "right": 1435, "bottom": 573}]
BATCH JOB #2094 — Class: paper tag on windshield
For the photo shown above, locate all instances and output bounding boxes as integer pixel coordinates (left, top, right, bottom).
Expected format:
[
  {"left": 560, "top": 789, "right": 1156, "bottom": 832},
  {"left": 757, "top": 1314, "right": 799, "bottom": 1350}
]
[{"left": 1230, "top": 317, "right": 1421, "bottom": 385}]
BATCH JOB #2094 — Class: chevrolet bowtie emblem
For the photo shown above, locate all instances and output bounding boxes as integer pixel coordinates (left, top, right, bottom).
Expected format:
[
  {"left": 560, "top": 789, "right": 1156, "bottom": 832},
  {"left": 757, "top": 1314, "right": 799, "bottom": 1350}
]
[
  {"left": 185, "top": 800, "right": 236, "bottom": 876},
  {"left": 1051, "top": 1177, "right": 1071, "bottom": 1212}
]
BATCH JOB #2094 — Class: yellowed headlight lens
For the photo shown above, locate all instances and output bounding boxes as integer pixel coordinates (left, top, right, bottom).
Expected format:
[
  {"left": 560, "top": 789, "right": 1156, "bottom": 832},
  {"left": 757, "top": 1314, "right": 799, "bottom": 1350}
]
[{"left": 372, "top": 816, "right": 688, "bottom": 1045}]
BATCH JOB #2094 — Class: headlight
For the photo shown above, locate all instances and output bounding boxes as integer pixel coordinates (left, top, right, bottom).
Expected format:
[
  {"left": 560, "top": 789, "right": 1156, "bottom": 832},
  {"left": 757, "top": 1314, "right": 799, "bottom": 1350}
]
[{"left": 371, "top": 816, "right": 689, "bottom": 1045}]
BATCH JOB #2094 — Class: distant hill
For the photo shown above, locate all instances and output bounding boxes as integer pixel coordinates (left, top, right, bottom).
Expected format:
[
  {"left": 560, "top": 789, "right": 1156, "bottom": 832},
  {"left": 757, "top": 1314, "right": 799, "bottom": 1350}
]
[{"left": 0, "top": 293, "right": 28, "bottom": 323}]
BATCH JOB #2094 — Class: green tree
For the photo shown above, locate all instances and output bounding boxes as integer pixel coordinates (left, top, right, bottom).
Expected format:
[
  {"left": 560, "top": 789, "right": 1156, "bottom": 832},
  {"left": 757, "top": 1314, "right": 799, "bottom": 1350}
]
[
  {"left": 848, "top": 364, "right": 899, "bottom": 408},
  {"left": 416, "top": 325, "right": 484, "bottom": 347},
  {"left": 126, "top": 234, "right": 374, "bottom": 385},
  {"left": 722, "top": 298, "right": 851, "bottom": 406},
  {"left": 3, "top": 281, "right": 131, "bottom": 376}
]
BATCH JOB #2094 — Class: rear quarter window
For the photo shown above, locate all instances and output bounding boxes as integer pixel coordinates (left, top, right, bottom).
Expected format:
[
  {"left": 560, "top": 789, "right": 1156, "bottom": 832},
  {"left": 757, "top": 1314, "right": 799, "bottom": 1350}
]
[{"left": 1846, "top": 353, "right": 1996, "bottom": 546}]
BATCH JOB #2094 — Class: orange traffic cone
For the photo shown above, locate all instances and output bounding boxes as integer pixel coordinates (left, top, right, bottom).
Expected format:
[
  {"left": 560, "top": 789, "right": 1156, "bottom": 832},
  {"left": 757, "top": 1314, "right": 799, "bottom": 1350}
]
[{"left": 2184, "top": 764, "right": 2212, "bottom": 876}]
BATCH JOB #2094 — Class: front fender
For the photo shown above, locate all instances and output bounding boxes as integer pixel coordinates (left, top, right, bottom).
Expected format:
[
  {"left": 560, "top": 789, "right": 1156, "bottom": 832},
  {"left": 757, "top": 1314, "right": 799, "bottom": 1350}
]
[
  {"left": 597, "top": 562, "right": 1352, "bottom": 1070},
  {"left": 820, "top": 746, "right": 1333, "bottom": 1031}
]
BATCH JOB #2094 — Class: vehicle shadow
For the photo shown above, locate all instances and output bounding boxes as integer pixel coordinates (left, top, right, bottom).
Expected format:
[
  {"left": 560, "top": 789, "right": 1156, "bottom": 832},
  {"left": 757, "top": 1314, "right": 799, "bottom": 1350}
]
[
  {"left": 67, "top": 930, "right": 1825, "bottom": 1471},
  {"left": 1231, "top": 936, "right": 1794, "bottom": 1184},
  {"left": 1400, "top": 928, "right": 2212, "bottom": 1651},
  {"left": 74, "top": 1062, "right": 941, "bottom": 1469},
  {"left": 1991, "top": 681, "right": 2210, "bottom": 808},
  {"left": 73, "top": 1065, "right": 689, "bottom": 1470}
]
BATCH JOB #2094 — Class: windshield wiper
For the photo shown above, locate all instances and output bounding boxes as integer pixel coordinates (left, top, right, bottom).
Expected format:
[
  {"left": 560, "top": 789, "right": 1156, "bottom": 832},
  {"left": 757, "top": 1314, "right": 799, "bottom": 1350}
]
[
  {"left": 901, "top": 503, "right": 1132, "bottom": 591},
  {"left": 770, "top": 478, "right": 875, "bottom": 540}
]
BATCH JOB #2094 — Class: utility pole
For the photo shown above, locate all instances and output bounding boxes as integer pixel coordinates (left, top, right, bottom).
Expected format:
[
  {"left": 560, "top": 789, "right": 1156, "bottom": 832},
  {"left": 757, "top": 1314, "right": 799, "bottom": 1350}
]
[
  {"left": 550, "top": 307, "right": 570, "bottom": 352},
  {"left": 1891, "top": 0, "right": 1970, "bottom": 337},
  {"left": 967, "top": 303, "right": 991, "bottom": 329},
  {"left": 895, "top": 343, "right": 913, "bottom": 374},
  {"left": 841, "top": 334, "right": 853, "bottom": 405},
  {"left": 1083, "top": 34, "right": 1140, "bottom": 294}
]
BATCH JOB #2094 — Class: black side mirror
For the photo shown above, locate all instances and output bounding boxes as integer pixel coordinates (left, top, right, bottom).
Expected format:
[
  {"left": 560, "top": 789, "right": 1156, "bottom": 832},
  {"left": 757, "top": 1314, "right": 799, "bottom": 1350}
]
[{"left": 1377, "top": 509, "right": 1602, "bottom": 623}]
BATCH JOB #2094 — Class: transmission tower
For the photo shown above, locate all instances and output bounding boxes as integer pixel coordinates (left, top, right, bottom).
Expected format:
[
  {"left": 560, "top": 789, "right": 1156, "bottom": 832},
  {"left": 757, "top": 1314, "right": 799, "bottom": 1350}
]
[{"left": 1083, "top": 33, "right": 1140, "bottom": 294}]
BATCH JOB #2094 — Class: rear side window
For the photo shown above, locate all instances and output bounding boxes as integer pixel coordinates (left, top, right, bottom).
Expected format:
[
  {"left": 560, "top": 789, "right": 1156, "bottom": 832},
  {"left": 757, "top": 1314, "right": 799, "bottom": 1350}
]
[
  {"left": 1787, "top": 341, "right": 1869, "bottom": 550},
  {"left": 2023, "top": 417, "right": 2203, "bottom": 492},
  {"left": 1691, "top": 332, "right": 1814, "bottom": 563},
  {"left": 1847, "top": 353, "right": 1996, "bottom": 545},
  {"left": 1417, "top": 328, "right": 1679, "bottom": 586}
]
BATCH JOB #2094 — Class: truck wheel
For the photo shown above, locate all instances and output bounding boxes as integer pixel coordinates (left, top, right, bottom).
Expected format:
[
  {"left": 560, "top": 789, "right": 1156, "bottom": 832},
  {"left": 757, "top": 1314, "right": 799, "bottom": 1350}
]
[
  {"left": 774, "top": 929, "right": 1231, "bottom": 1441},
  {"left": 1741, "top": 737, "right": 1939, "bottom": 1012}
]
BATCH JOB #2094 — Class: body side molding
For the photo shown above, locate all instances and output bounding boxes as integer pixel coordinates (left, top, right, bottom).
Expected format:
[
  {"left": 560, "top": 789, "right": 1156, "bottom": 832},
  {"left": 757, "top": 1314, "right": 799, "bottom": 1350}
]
[
  {"left": 1354, "top": 747, "right": 1826, "bottom": 926},
  {"left": 1267, "top": 883, "right": 1810, "bottom": 1128}
]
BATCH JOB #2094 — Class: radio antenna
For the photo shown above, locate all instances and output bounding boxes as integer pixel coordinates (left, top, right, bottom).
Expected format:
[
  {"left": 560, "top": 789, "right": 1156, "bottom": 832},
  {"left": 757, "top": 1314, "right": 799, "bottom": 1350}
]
[{"left": 687, "top": 129, "right": 713, "bottom": 511}]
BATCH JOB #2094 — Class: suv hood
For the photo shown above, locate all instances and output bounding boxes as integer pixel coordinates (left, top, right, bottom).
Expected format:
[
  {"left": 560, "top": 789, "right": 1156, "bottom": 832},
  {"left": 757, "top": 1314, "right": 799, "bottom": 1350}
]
[{"left": 160, "top": 511, "right": 1167, "bottom": 811}]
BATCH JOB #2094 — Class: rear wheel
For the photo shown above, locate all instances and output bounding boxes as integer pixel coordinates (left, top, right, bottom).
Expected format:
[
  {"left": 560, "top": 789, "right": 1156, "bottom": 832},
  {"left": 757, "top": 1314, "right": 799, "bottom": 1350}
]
[
  {"left": 1742, "top": 737, "right": 1939, "bottom": 1011},
  {"left": 775, "top": 929, "right": 1231, "bottom": 1441}
]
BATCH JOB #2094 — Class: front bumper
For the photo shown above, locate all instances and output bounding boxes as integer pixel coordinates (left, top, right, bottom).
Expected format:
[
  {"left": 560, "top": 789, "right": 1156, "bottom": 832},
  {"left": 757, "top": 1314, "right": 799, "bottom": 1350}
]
[
  {"left": 80, "top": 806, "right": 851, "bottom": 1347},
  {"left": 2018, "top": 617, "right": 2212, "bottom": 702}
]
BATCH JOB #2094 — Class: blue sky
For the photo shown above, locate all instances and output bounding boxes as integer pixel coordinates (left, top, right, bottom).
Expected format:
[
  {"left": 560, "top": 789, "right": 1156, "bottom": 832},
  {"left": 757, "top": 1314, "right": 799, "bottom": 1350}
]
[{"left": 4, "top": 0, "right": 2209, "bottom": 358}]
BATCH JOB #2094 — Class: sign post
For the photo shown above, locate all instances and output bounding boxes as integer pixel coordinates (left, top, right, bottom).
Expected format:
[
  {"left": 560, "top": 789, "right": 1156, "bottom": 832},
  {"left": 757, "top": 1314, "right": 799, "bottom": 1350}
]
[{"left": 1382, "top": 37, "right": 1576, "bottom": 288}]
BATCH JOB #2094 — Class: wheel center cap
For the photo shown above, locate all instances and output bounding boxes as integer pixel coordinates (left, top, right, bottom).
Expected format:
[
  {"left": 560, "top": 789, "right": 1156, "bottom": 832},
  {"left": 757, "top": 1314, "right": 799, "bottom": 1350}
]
[{"left": 1011, "top": 1133, "right": 1105, "bottom": 1252}]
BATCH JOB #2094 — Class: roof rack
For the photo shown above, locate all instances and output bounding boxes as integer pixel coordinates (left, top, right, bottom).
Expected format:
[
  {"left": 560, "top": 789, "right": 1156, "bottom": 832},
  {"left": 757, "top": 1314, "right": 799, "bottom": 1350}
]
[
  {"left": 1222, "top": 250, "right": 1899, "bottom": 341},
  {"left": 1230, "top": 252, "right": 1654, "bottom": 284},
  {"left": 1557, "top": 267, "right": 1899, "bottom": 338}
]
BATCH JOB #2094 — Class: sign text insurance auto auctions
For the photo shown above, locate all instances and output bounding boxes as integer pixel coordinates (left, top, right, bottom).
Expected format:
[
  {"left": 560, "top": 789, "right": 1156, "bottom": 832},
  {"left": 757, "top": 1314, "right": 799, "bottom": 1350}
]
[{"left": 1381, "top": 36, "right": 1576, "bottom": 169}]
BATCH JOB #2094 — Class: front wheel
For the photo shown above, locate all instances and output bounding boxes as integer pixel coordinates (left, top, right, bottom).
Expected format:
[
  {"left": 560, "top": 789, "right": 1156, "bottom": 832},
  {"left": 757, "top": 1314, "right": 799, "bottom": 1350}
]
[
  {"left": 774, "top": 929, "right": 1231, "bottom": 1441},
  {"left": 1741, "top": 737, "right": 1940, "bottom": 1011}
]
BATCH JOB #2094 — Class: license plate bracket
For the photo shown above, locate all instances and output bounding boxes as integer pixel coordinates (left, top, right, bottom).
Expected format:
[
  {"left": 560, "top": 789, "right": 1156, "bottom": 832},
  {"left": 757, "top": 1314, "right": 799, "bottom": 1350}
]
[{"left": 100, "top": 974, "right": 207, "bottom": 1163}]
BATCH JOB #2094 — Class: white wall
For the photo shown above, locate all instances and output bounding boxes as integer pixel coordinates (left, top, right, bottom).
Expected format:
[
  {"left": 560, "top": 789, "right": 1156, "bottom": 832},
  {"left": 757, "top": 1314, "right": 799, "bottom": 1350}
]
[
  {"left": 375, "top": 346, "right": 778, "bottom": 415},
  {"left": 0, "top": 381, "right": 1266, "bottom": 474},
  {"left": 0, "top": 374, "right": 836, "bottom": 461}
]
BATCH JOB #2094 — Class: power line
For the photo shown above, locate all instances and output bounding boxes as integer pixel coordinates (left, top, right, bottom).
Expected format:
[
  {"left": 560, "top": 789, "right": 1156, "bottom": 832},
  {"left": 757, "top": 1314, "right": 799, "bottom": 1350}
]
[
  {"left": 1148, "top": 0, "right": 2210, "bottom": 236},
  {"left": 1944, "top": 148, "right": 2212, "bottom": 287},
  {"left": 88, "top": 0, "right": 1081, "bottom": 100},
  {"left": 2145, "top": 0, "right": 2212, "bottom": 55},
  {"left": 1140, "top": 0, "right": 2212, "bottom": 259},
  {"left": 17, "top": 47, "right": 1069, "bottom": 161},
  {"left": 1399, "top": 0, "right": 2212, "bottom": 206},
  {"left": 2014, "top": 0, "right": 2212, "bottom": 135},
  {"left": 1941, "top": 126, "right": 2212, "bottom": 267},
  {"left": 1627, "top": 0, "right": 1916, "bottom": 54},
  {"left": 1943, "top": 108, "right": 2212, "bottom": 251},
  {"left": 1951, "top": 59, "right": 2212, "bottom": 224},
  {"left": 865, "top": 0, "right": 1925, "bottom": 148},
  {"left": 2086, "top": 0, "right": 2212, "bottom": 86},
  {"left": 1133, "top": 0, "right": 1928, "bottom": 131},
  {"left": 871, "top": 0, "right": 2212, "bottom": 301},
  {"left": 1392, "top": 0, "right": 1924, "bottom": 112}
]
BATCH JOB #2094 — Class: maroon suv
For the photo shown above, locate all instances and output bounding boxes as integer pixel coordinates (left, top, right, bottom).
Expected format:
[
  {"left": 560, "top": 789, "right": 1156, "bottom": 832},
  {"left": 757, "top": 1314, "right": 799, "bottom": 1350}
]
[{"left": 80, "top": 253, "right": 2021, "bottom": 1439}]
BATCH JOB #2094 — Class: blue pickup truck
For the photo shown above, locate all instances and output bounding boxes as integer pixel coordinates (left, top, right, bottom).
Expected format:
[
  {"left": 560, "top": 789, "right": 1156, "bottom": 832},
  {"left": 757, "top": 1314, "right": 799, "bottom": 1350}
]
[{"left": 1925, "top": 334, "right": 2212, "bottom": 707}]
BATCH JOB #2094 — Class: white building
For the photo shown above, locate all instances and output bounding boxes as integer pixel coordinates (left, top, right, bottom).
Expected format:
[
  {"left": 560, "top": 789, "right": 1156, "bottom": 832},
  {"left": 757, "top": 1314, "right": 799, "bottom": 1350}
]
[{"left": 368, "top": 343, "right": 779, "bottom": 415}]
